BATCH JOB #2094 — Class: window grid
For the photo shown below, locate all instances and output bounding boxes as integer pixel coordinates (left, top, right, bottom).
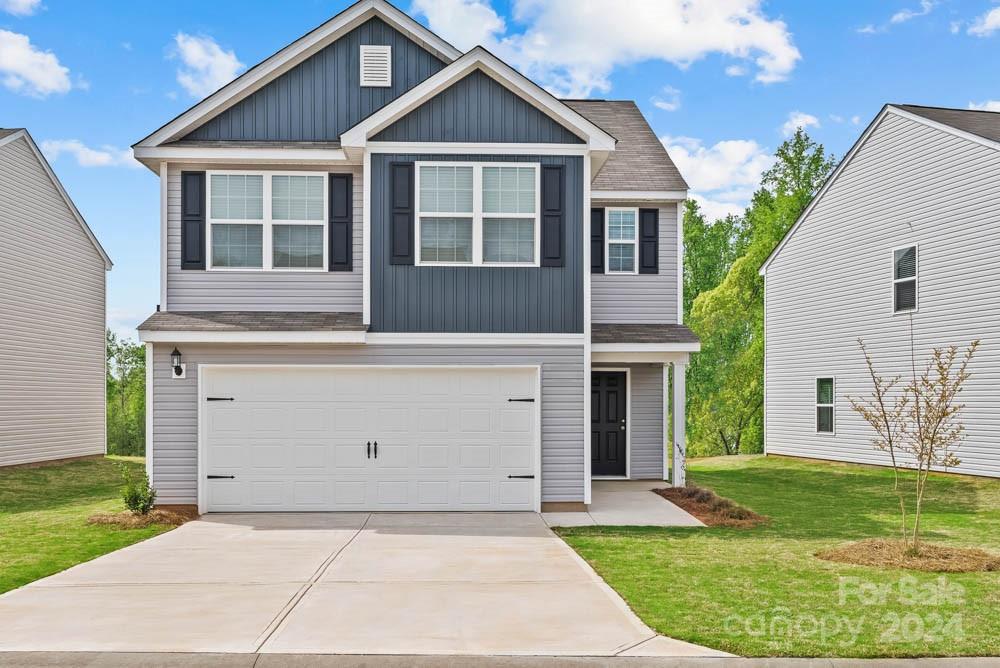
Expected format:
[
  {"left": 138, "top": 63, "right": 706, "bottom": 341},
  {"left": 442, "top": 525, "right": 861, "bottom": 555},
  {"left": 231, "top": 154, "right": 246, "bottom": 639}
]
[
  {"left": 415, "top": 162, "right": 539, "bottom": 267},
  {"left": 816, "top": 377, "right": 835, "bottom": 434},
  {"left": 892, "top": 245, "right": 918, "bottom": 313},
  {"left": 605, "top": 207, "right": 638, "bottom": 274},
  {"left": 207, "top": 171, "right": 328, "bottom": 272}
]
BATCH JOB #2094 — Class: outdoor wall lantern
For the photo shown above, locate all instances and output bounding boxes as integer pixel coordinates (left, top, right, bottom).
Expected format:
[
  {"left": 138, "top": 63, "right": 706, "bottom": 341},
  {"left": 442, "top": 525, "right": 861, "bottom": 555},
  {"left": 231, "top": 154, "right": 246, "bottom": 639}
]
[{"left": 171, "top": 348, "right": 184, "bottom": 377}]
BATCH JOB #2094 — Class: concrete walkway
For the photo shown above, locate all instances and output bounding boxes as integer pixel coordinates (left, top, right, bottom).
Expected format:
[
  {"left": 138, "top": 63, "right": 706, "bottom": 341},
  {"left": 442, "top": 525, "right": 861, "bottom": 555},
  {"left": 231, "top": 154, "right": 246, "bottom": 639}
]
[
  {"left": 543, "top": 480, "right": 704, "bottom": 527},
  {"left": 0, "top": 512, "right": 725, "bottom": 657}
]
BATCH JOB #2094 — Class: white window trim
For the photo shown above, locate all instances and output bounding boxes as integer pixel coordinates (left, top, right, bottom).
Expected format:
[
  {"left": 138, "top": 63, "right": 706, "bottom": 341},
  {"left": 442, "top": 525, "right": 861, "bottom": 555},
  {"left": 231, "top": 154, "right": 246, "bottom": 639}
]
[
  {"left": 206, "top": 170, "right": 328, "bottom": 272},
  {"left": 414, "top": 161, "right": 541, "bottom": 267},
  {"left": 605, "top": 207, "right": 639, "bottom": 275},
  {"left": 815, "top": 376, "right": 835, "bottom": 435},
  {"left": 891, "top": 243, "right": 918, "bottom": 314}
]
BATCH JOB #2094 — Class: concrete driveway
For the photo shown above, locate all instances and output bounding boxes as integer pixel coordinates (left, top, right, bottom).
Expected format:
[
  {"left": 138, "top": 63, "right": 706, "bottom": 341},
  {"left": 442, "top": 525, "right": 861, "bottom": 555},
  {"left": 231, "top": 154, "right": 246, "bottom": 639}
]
[{"left": 0, "top": 512, "right": 725, "bottom": 657}]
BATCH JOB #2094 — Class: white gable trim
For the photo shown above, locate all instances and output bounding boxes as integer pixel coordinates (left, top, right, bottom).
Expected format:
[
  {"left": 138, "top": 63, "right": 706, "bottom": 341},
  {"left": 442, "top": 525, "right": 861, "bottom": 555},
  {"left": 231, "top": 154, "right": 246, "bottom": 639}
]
[
  {"left": 134, "top": 0, "right": 461, "bottom": 149},
  {"left": 340, "top": 47, "right": 617, "bottom": 152},
  {"left": 0, "top": 130, "right": 112, "bottom": 269},
  {"left": 760, "top": 104, "right": 1000, "bottom": 276}
]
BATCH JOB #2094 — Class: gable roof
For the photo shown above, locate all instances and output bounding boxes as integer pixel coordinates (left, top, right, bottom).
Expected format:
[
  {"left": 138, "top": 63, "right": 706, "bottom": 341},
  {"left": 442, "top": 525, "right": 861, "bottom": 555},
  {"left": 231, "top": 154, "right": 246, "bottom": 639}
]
[
  {"left": 340, "top": 46, "right": 617, "bottom": 151},
  {"left": 0, "top": 129, "right": 112, "bottom": 269},
  {"left": 134, "top": 0, "right": 461, "bottom": 149},
  {"left": 759, "top": 103, "right": 1000, "bottom": 276},
  {"left": 564, "top": 100, "right": 687, "bottom": 193}
]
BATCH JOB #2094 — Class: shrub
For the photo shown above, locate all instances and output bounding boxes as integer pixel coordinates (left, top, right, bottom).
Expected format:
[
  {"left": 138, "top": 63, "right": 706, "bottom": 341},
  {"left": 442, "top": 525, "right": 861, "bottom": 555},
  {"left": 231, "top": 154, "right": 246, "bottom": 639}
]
[{"left": 119, "top": 463, "right": 156, "bottom": 515}]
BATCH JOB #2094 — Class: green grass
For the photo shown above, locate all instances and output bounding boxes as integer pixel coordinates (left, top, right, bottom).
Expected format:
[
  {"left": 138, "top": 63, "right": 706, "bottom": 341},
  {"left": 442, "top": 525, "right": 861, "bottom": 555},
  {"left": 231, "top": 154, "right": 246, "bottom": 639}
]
[
  {"left": 0, "top": 456, "right": 175, "bottom": 594},
  {"left": 557, "top": 456, "right": 1000, "bottom": 658}
]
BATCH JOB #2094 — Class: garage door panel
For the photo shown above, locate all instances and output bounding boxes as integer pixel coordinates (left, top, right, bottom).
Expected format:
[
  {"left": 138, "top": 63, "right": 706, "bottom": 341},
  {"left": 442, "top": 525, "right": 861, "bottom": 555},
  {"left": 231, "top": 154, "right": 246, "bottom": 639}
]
[{"left": 203, "top": 367, "right": 537, "bottom": 512}]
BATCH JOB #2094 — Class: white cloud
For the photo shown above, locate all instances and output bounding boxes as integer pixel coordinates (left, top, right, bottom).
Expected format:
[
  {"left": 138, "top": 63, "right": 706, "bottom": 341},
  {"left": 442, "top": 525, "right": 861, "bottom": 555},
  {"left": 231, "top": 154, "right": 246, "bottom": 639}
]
[
  {"left": 40, "top": 139, "right": 140, "bottom": 169},
  {"left": 856, "top": 24, "right": 879, "bottom": 35},
  {"left": 107, "top": 307, "right": 147, "bottom": 342},
  {"left": 969, "top": 7, "right": 1000, "bottom": 37},
  {"left": 0, "top": 0, "right": 41, "bottom": 16},
  {"left": 661, "top": 134, "right": 774, "bottom": 220},
  {"left": 781, "top": 110, "right": 820, "bottom": 137},
  {"left": 413, "top": 0, "right": 801, "bottom": 97},
  {"left": 724, "top": 64, "right": 747, "bottom": 77},
  {"left": 890, "top": 0, "right": 934, "bottom": 24},
  {"left": 651, "top": 85, "right": 681, "bottom": 112},
  {"left": 0, "top": 29, "right": 71, "bottom": 97},
  {"left": 851, "top": 115, "right": 862, "bottom": 125},
  {"left": 969, "top": 100, "right": 1000, "bottom": 112},
  {"left": 950, "top": 21, "right": 963, "bottom": 34},
  {"left": 172, "top": 33, "right": 244, "bottom": 98},
  {"left": 829, "top": 114, "right": 844, "bottom": 123}
]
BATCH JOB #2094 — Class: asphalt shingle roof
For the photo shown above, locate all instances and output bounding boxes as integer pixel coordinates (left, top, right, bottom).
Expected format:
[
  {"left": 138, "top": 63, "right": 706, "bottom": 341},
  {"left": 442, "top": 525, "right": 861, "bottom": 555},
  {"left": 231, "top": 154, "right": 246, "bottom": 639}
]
[
  {"left": 0, "top": 128, "right": 24, "bottom": 140},
  {"left": 591, "top": 323, "right": 699, "bottom": 345},
  {"left": 138, "top": 311, "right": 366, "bottom": 332},
  {"left": 563, "top": 100, "right": 688, "bottom": 192},
  {"left": 895, "top": 104, "right": 1000, "bottom": 144}
]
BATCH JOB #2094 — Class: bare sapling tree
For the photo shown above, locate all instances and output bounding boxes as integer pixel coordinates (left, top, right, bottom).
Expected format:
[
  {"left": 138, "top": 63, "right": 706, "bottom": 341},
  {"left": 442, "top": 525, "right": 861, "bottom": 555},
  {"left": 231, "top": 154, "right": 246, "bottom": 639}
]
[{"left": 849, "top": 338, "right": 979, "bottom": 553}]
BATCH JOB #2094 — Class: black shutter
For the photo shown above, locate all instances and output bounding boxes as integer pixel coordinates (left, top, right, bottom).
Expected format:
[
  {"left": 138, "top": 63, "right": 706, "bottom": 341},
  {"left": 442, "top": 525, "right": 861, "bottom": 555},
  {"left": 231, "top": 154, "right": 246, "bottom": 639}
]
[
  {"left": 329, "top": 173, "right": 353, "bottom": 271},
  {"left": 180, "top": 171, "right": 206, "bottom": 270},
  {"left": 638, "top": 208, "right": 659, "bottom": 274},
  {"left": 590, "top": 208, "right": 605, "bottom": 273},
  {"left": 539, "top": 164, "right": 564, "bottom": 267},
  {"left": 389, "top": 162, "right": 414, "bottom": 265}
]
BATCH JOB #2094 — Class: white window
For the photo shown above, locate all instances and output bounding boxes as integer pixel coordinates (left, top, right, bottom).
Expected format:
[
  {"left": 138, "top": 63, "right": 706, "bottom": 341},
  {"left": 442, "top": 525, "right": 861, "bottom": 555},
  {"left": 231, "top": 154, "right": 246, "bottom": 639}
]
[
  {"left": 207, "top": 171, "right": 327, "bottom": 271},
  {"left": 816, "top": 377, "right": 835, "bottom": 434},
  {"left": 606, "top": 207, "right": 638, "bottom": 274},
  {"left": 360, "top": 45, "right": 391, "bottom": 87},
  {"left": 893, "top": 245, "right": 917, "bottom": 313},
  {"left": 415, "top": 162, "right": 539, "bottom": 266}
]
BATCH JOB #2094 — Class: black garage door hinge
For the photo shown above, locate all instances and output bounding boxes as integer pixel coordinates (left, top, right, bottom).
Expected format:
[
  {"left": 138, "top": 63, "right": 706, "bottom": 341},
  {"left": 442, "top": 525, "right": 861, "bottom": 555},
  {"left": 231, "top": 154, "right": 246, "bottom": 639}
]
[
  {"left": 507, "top": 474, "right": 535, "bottom": 479},
  {"left": 507, "top": 398, "right": 535, "bottom": 403}
]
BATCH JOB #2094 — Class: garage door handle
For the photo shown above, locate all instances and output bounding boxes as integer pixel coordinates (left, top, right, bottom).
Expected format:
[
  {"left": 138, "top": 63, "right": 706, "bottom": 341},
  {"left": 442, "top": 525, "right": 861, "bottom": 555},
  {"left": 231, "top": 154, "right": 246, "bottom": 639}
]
[
  {"left": 367, "top": 441, "right": 371, "bottom": 458},
  {"left": 508, "top": 398, "right": 535, "bottom": 403},
  {"left": 206, "top": 397, "right": 235, "bottom": 402},
  {"left": 507, "top": 475, "right": 534, "bottom": 479},
  {"left": 207, "top": 475, "right": 235, "bottom": 479},
  {"left": 374, "top": 441, "right": 378, "bottom": 459}
]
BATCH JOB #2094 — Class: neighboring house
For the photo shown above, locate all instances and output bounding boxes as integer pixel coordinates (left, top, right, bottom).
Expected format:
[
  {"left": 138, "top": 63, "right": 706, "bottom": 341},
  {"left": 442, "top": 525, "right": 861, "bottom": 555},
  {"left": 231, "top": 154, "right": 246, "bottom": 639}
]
[
  {"left": 133, "top": 0, "right": 698, "bottom": 513},
  {"left": 0, "top": 129, "right": 112, "bottom": 467},
  {"left": 761, "top": 104, "right": 1000, "bottom": 479}
]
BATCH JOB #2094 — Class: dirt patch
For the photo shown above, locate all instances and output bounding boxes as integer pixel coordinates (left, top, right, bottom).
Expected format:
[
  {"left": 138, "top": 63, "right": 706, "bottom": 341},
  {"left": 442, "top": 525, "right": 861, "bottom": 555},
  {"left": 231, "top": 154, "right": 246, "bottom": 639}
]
[
  {"left": 87, "top": 508, "right": 196, "bottom": 529},
  {"left": 816, "top": 538, "right": 1000, "bottom": 573},
  {"left": 654, "top": 485, "right": 768, "bottom": 528}
]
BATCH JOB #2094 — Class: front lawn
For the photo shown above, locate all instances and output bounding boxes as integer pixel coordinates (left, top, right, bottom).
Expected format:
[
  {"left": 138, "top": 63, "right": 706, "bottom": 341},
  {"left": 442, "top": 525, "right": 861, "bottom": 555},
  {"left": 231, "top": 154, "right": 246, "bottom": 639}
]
[
  {"left": 0, "top": 456, "right": 175, "bottom": 594},
  {"left": 557, "top": 455, "right": 1000, "bottom": 658}
]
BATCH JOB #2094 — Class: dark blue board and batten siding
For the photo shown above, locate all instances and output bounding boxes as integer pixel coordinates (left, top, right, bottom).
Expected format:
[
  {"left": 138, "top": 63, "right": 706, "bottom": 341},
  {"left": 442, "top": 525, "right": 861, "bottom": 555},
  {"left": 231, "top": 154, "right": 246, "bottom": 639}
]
[
  {"left": 182, "top": 18, "right": 445, "bottom": 142},
  {"left": 372, "top": 70, "right": 584, "bottom": 144},
  {"left": 371, "top": 154, "right": 584, "bottom": 333}
]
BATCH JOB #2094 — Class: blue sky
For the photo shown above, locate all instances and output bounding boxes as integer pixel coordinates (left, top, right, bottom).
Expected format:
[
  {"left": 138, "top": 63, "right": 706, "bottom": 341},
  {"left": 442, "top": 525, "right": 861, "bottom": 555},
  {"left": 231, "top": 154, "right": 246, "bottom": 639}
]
[{"left": 2, "top": 0, "right": 998, "bottom": 339}]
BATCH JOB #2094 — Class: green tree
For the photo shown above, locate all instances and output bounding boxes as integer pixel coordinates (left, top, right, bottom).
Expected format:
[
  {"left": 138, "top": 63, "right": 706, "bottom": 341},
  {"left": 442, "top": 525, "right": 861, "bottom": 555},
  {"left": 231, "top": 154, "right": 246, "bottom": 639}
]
[
  {"left": 106, "top": 330, "right": 146, "bottom": 456},
  {"left": 686, "top": 129, "right": 835, "bottom": 456}
]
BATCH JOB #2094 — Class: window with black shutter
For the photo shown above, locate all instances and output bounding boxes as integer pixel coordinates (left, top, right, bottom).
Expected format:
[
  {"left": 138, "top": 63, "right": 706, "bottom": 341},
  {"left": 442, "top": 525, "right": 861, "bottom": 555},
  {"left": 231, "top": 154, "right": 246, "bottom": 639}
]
[
  {"left": 180, "top": 171, "right": 206, "bottom": 270},
  {"left": 590, "top": 208, "right": 605, "bottom": 273},
  {"left": 328, "top": 173, "right": 352, "bottom": 271},
  {"left": 893, "top": 245, "right": 917, "bottom": 312},
  {"left": 638, "top": 208, "right": 658, "bottom": 274}
]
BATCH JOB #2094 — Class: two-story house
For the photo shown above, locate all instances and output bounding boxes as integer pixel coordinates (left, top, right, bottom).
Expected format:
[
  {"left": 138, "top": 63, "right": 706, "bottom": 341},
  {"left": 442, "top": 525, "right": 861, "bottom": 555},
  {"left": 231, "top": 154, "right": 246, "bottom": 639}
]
[
  {"left": 133, "top": 0, "right": 698, "bottom": 513},
  {"left": 760, "top": 104, "right": 1000, "bottom": 479}
]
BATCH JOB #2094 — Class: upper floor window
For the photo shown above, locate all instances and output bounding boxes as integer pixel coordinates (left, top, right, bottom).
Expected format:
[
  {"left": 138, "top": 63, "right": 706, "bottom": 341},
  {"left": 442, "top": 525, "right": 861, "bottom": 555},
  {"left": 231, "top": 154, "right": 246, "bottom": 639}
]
[
  {"left": 893, "top": 245, "right": 917, "bottom": 313},
  {"left": 207, "top": 171, "right": 327, "bottom": 271},
  {"left": 816, "top": 377, "right": 835, "bottom": 434},
  {"left": 606, "top": 208, "right": 638, "bottom": 274},
  {"left": 415, "top": 162, "right": 539, "bottom": 267}
]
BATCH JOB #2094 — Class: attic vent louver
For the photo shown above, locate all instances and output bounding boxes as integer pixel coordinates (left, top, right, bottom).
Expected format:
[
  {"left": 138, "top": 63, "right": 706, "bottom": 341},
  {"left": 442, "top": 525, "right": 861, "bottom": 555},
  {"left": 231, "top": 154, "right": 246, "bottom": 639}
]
[{"left": 360, "top": 45, "right": 391, "bottom": 87}]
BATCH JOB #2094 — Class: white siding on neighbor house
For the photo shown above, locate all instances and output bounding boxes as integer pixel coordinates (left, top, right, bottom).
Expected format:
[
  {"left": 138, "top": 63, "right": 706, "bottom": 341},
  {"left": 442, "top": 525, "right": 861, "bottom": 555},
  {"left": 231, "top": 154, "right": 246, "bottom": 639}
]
[
  {"left": 149, "top": 344, "right": 584, "bottom": 505},
  {"left": 765, "top": 111, "right": 1000, "bottom": 478},
  {"left": 165, "top": 163, "right": 363, "bottom": 312},
  {"left": 591, "top": 202, "right": 679, "bottom": 324},
  {"left": 0, "top": 137, "right": 107, "bottom": 466},
  {"left": 595, "top": 363, "right": 665, "bottom": 479}
]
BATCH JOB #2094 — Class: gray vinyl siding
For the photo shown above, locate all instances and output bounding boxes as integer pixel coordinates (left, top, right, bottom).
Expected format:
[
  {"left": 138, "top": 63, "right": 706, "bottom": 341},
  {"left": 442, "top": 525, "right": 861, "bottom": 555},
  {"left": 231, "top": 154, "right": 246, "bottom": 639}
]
[
  {"left": 149, "top": 344, "right": 585, "bottom": 504},
  {"left": 182, "top": 18, "right": 445, "bottom": 142},
  {"left": 371, "top": 154, "right": 584, "bottom": 333},
  {"left": 0, "top": 137, "right": 106, "bottom": 466},
  {"left": 372, "top": 70, "right": 584, "bottom": 144},
  {"left": 764, "top": 111, "right": 1000, "bottom": 478},
  {"left": 591, "top": 202, "right": 680, "bottom": 324},
  {"left": 594, "top": 363, "right": 665, "bottom": 479},
  {"left": 166, "top": 163, "right": 363, "bottom": 311}
]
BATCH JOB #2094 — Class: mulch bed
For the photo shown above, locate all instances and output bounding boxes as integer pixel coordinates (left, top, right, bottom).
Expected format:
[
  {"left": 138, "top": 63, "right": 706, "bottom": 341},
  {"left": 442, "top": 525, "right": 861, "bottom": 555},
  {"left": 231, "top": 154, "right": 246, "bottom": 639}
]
[
  {"left": 87, "top": 508, "right": 197, "bottom": 529},
  {"left": 654, "top": 485, "right": 769, "bottom": 528},
  {"left": 816, "top": 538, "right": 1000, "bottom": 573}
]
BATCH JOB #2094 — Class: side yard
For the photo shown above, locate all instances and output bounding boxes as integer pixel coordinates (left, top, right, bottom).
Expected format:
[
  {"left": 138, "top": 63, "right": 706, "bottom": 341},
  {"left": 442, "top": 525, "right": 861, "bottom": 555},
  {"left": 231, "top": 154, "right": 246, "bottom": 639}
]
[
  {"left": 558, "top": 455, "right": 1000, "bottom": 658},
  {"left": 0, "top": 457, "right": 175, "bottom": 594}
]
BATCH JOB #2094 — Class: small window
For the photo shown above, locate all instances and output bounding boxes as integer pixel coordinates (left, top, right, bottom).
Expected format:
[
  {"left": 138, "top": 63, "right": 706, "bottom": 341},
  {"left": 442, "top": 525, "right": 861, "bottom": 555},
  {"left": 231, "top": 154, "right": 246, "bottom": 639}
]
[
  {"left": 816, "top": 377, "right": 835, "bottom": 434},
  {"left": 893, "top": 245, "right": 917, "bottom": 313},
  {"left": 606, "top": 208, "right": 638, "bottom": 274},
  {"left": 360, "top": 45, "right": 391, "bottom": 87}
]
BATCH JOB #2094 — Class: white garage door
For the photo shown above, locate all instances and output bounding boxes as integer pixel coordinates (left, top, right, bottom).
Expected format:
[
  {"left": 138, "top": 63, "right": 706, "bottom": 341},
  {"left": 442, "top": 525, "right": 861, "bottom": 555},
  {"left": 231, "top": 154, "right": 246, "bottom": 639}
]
[{"left": 201, "top": 366, "right": 538, "bottom": 512}]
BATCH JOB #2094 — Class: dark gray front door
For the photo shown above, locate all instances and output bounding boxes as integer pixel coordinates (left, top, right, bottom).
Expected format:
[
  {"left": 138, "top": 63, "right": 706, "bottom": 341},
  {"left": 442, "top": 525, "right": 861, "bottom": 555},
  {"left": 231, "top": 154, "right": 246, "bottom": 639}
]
[{"left": 591, "top": 372, "right": 626, "bottom": 476}]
